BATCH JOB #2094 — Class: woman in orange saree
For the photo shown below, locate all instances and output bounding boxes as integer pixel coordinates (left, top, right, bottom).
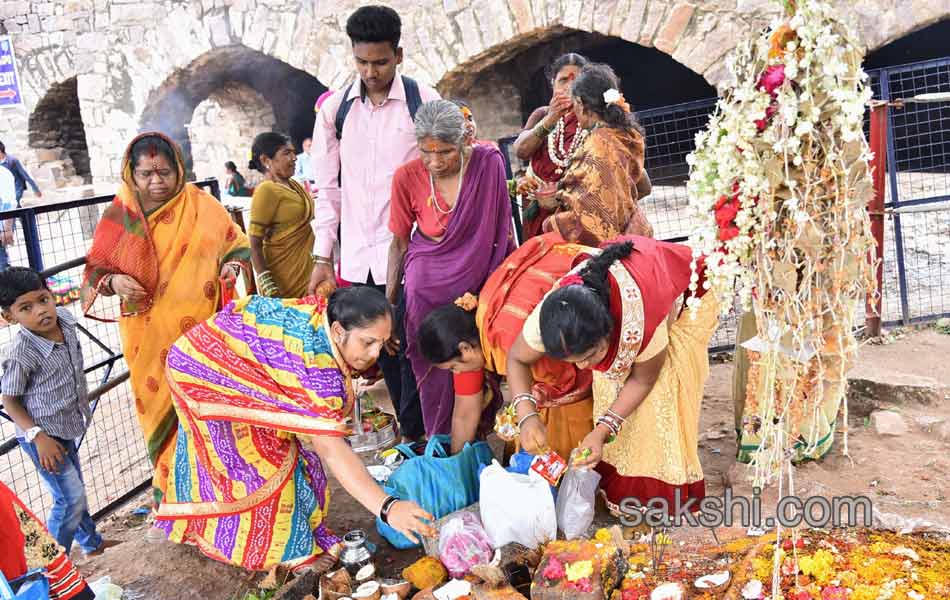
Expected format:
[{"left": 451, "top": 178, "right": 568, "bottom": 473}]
[
  {"left": 80, "top": 133, "right": 251, "bottom": 507},
  {"left": 417, "top": 232, "right": 594, "bottom": 458}
]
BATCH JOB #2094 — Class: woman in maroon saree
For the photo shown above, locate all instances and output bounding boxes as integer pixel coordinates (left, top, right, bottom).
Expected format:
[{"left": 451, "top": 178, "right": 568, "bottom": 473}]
[{"left": 387, "top": 100, "right": 513, "bottom": 440}]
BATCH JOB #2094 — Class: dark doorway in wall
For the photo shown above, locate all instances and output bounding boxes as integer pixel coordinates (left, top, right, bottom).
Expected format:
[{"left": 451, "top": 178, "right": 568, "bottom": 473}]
[{"left": 28, "top": 77, "right": 92, "bottom": 186}]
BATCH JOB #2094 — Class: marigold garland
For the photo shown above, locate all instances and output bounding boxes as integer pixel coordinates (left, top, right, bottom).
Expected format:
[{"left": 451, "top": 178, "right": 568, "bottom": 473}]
[{"left": 685, "top": 0, "right": 877, "bottom": 487}]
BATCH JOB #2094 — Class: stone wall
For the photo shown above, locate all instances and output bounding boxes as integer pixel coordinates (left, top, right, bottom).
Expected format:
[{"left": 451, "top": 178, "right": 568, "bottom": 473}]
[
  {"left": 189, "top": 82, "right": 275, "bottom": 188},
  {"left": 0, "top": 0, "right": 947, "bottom": 201}
]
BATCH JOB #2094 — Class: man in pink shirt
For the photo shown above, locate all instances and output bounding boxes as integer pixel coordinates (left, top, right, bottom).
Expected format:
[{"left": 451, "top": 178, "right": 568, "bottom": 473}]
[{"left": 310, "top": 5, "right": 439, "bottom": 442}]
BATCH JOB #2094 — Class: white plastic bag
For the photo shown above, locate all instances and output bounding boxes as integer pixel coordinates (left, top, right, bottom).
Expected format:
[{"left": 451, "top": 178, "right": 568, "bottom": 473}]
[
  {"left": 479, "top": 460, "right": 556, "bottom": 549},
  {"left": 555, "top": 466, "right": 601, "bottom": 539},
  {"left": 89, "top": 576, "right": 124, "bottom": 600}
]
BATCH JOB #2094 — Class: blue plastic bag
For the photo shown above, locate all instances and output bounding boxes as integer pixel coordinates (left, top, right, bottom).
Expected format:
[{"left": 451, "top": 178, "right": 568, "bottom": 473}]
[
  {"left": 376, "top": 434, "right": 493, "bottom": 549},
  {"left": 1, "top": 569, "right": 51, "bottom": 600}
]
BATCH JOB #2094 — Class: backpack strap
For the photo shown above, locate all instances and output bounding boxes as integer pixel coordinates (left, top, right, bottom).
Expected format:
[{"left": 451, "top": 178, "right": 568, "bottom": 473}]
[
  {"left": 402, "top": 76, "right": 422, "bottom": 122},
  {"left": 334, "top": 83, "right": 356, "bottom": 141}
]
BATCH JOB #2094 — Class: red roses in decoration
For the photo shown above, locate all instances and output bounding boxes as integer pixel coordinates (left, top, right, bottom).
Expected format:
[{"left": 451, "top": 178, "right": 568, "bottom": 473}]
[
  {"left": 755, "top": 64, "right": 786, "bottom": 132},
  {"left": 715, "top": 183, "right": 742, "bottom": 242}
]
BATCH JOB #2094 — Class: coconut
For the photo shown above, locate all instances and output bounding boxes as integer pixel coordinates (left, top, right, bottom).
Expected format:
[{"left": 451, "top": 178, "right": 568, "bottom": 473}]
[
  {"left": 650, "top": 582, "right": 685, "bottom": 600},
  {"left": 380, "top": 580, "right": 412, "bottom": 600},
  {"left": 353, "top": 581, "right": 382, "bottom": 600},
  {"left": 328, "top": 568, "right": 353, "bottom": 592},
  {"left": 356, "top": 563, "right": 377, "bottom": 583},
  {"left": 694, "top": 571, "right": 730, "bottom": 592}
]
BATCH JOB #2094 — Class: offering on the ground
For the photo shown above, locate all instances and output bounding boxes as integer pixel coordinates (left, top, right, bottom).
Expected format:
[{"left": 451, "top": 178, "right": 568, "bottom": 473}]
[
  {"left": 531, "top": 539, "right": 627, "bottom": 600},
  {"left": 380, "top": 580, "right": 412, "bottom": 600},
  {"left": 353, "top": 581, "right": 382, "bottom": 600},
  {"left": 729, "top": 530, "right": 950, "bottom": 599},
  {"left": 403, "top": 556, "right": 450, "bottom": 591},
  {"left": 438, "top": 512, "right": 494, "bottom": 578}
]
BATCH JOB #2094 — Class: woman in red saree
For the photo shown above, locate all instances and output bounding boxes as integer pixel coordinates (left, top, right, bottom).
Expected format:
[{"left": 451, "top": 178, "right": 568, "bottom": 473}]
[
  {"left": 0, "top": 481, "right": 95, "bottom": 600},
  {"left": 512, "top": 53, "right": 588, "bottom": 240},
  {"left": 507, "top": 237, "right": 719, "bottom": 513},
  {"left": 416, "top": 232, "right": 593, "bottom": 457}
]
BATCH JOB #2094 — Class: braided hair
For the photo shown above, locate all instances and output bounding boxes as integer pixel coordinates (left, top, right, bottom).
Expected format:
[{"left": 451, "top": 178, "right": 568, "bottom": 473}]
[{"left": 539, "top": 241, "right": 634, "bottom": 359}]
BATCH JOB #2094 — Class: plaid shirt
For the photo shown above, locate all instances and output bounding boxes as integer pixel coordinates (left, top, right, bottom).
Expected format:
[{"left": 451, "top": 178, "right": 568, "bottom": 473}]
[{"left": 1, "top": 308, "right": 90, "bottom": 439}]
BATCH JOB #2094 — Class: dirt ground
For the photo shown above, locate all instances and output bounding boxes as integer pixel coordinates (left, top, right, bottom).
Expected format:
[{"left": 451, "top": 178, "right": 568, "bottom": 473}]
[{"left": 71, "top": 326, "right": 950, "bottom": 600}]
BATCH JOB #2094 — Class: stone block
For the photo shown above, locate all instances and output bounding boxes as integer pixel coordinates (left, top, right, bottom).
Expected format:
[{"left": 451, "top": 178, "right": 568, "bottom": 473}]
[
  {"left": 206, "top": 10, "right": 231, "bottom": 46},
  {"left": 110, "top": 2, "right": 158, "bottom": 24},
  {"left": 592, "top": 0, "right": 620, "bottom": 35},
  {"left": 27, "top": 11, "right": 39, "bottom": 32},
  {"left": 638, "top": 1, "right": 668, "bottom": 47},
  {"left": 619, "top": 0, "right": 647, "bottom": 43},
  {"left": 870, "top": 410, "right": 908, "bottom": 437},
  {"left": 455, "top": 8, "right": 482, "bottom": 59},
  {"left": 0, "top": 1, "right": 30, "bottom": 19},
  {"left": 654, "top": 2, "right": 695, "bottom": 54},
  {"left": 508, "top": 0, "right": 533, "bottom": 33}
]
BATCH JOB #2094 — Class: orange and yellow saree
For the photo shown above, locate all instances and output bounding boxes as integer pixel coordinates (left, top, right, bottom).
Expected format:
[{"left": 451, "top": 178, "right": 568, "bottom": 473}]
[
  {"left": 81, "top": 133, "right": 250, "bottom": 503},
  {"left": 476, "top": 232, "right": 595, "bottom": 457},
  {"left": 543, "top": 126, "right": 653, "bottom": 245}
]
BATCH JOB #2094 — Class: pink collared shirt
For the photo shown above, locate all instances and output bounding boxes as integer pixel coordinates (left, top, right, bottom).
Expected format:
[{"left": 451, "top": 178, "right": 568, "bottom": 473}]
[{"left": 311, "top": 75, "right": 440, "bottom": 284}]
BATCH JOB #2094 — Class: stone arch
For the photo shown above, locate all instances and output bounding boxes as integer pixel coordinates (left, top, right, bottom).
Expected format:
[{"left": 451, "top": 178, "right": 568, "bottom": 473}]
[
  {"left": 189, "top": 83, "right": 275, "bottom": 186},
  {"left": 139, "top": 45, "right": 327, "bottom": 178},
  {"left": 27, "top": 77, "right": 92, "bottom": 191}
]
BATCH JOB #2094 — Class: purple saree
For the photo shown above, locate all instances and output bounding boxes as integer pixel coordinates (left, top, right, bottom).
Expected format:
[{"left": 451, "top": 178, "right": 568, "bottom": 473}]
[{"left": 403, "top": 144, "right": 514, "bottom": 435}]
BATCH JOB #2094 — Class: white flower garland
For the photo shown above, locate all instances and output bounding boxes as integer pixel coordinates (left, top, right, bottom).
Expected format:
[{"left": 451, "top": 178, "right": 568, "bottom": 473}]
[{"left": 685, "top": 0, "right": 877, "bottom": 487}]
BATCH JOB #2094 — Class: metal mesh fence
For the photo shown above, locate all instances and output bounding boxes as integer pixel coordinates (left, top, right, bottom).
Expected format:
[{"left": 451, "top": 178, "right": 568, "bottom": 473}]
[{"left": 0, "top": 181, "right": 220, "bottom": 520}]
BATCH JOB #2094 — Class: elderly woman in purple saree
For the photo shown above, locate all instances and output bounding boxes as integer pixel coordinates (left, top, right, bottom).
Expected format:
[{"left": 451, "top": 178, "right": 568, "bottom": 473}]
[{"left": 387, "top": 100, "right": 513, "bottom": 446}]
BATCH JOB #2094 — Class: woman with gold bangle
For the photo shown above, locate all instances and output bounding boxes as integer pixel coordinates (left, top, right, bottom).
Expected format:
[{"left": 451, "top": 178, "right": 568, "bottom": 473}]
[{"left": 247, "top": 132, "right": 318, "bottom": 298}]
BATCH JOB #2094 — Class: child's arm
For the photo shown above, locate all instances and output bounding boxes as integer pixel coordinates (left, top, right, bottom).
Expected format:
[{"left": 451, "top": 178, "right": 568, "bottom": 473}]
[{"left": 2, "top": 393, "right": 66, "bottom": 473}]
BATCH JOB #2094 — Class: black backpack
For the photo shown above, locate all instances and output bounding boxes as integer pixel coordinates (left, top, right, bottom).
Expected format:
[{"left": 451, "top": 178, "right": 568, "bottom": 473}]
[{"left": 334, "top": 75, "right": 423, "bottom": 140}]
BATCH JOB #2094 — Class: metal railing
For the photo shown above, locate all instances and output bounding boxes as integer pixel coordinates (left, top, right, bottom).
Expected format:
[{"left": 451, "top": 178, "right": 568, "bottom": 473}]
[{"left": 0, "top": 179, "right": 220, "bottom": 520}]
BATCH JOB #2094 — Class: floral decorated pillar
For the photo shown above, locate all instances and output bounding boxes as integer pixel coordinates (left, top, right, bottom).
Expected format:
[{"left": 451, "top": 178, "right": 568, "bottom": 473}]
[{"left": 685, "top": 0, "right": 877, "bottom": 488}]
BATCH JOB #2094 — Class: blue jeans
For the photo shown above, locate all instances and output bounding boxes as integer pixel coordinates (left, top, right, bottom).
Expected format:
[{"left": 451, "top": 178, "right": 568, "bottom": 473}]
[
  {"left": 0, "top": 245, "right": 8, "bottom": 270},
  {"left": 18, "top": 437, "right": 102, "bottom": 554}
]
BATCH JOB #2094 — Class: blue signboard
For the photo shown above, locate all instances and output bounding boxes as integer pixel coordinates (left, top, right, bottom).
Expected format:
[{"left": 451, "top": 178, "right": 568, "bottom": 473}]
[{"left": 0, "top": 36, "right": 23, "bottom": 108}]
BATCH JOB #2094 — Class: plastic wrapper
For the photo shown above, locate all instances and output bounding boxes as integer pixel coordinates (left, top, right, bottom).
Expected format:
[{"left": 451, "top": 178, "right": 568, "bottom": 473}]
[
  {"left": 554, "top": 466, "right": 601, "bottom": 539},
  {"left": 437, "top": 512, "right": 494, "bottom": 579},
  {"left": 479, "top": 460, "right": 556, "bottom": 549}
]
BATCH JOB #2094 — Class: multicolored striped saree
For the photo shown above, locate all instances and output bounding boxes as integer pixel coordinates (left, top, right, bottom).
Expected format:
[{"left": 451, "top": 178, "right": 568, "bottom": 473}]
[{"left": 155, "top": 295, "right": 352, "bottom": 571}]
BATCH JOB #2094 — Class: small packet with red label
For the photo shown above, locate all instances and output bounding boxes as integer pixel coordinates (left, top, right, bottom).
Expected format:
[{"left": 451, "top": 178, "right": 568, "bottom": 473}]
[{"left": 531, "top": 450, "right": 568, "bottom": 486}]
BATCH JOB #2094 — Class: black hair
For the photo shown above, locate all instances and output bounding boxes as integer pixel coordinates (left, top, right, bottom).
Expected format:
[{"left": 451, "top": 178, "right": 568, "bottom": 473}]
[
  {"left": 224, "top": 161, "right": 238, "bottom": 173},
  {"left": 0, "top": 267, "right": 49, "bottom": 309},
  {"left": 327, "top": 286, "right": 393, "bottom": 331},
  {"left": 0, "top": 141, "right": 5, "bottom": 153},
  {"left": 249, "top": 132, "right": 291, "bottom": 174},
  {"left": 539, "top": 241, "right": 634, "bottom": 359},
  {"left": 571, "top": 63, "right": 640, "bottom": 131},
  {"left": 450, "top": 99, "right": 471, "bottom": 111},
  {"left": 129, "top": 135, "right": 177, "bottom": 171},
  {"left": 418, "top": 304, "right": 479, "bottom": 364},
  {"left": 346, "top": 5, "right": 401, "bottom": 50},
  {"left": 546, "top": 53, "right": 589, "bottom": 84}
]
